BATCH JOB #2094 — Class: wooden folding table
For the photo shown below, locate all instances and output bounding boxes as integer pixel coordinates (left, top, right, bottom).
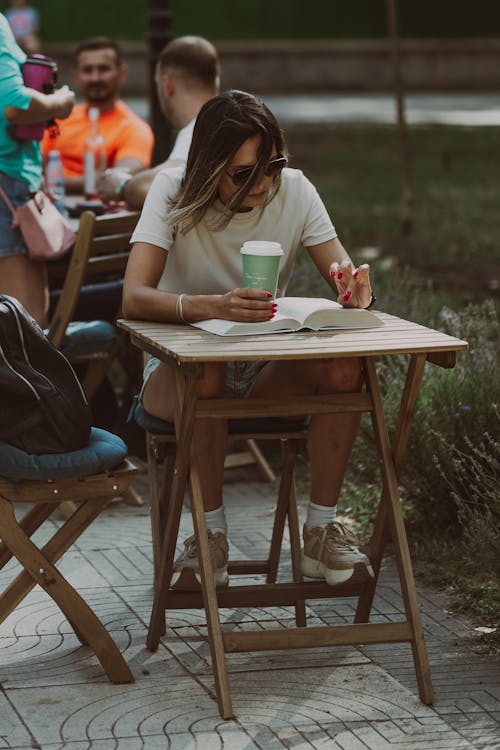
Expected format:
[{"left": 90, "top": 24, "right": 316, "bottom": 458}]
[{"left": 118, "top": 311, "right": 467, "bottom": 718}]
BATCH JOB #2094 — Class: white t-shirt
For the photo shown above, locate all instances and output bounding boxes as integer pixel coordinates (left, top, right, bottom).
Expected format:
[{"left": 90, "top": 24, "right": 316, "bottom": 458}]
[
  {"left": 167, "top": 118, "right": 195, "bottom": 161},
  {"left": 131, "top": 166, "right": 337, "bottom": 296}
]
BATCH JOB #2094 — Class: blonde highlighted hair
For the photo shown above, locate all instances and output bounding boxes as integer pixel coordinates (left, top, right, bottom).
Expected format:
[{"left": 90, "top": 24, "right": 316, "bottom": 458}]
[{"left": 167, "top": 90, "right": 287, "bottom": 233}]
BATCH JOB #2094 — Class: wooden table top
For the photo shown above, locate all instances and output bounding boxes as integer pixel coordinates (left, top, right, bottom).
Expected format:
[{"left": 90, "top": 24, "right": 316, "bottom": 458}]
[{"left": 118, "top": 311, "right": 468, "bottom": 364}]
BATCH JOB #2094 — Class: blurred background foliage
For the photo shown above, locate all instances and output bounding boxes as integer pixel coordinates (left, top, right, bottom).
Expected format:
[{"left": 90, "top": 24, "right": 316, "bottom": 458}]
[{"left": 0, "top": 0, "right": 498, "bottom": 43}]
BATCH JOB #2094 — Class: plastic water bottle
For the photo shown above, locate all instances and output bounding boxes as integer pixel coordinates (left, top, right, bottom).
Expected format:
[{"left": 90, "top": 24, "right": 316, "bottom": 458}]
[
  {"left": 84, "top": 107, "right": 106, "bottom": 200},
  {"left": 45, "top": 149, "right": 66, "bottom": 215}
]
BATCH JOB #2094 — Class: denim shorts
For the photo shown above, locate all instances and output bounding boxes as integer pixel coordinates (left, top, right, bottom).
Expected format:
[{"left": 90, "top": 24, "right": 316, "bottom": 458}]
[
  {"left": 140, "top": 356, "right": 267, "bottom": 401},
  {"left": 0, "top": 172, "right": 31, "bottom": 258}
]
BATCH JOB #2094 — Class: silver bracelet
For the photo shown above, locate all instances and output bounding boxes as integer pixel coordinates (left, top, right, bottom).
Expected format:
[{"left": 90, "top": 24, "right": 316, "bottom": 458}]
[{"left": 176, "top": 293, "right": 187, "bottom": 323}]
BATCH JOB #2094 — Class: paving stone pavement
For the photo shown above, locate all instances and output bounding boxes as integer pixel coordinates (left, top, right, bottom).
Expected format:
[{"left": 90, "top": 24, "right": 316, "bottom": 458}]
[{"left": 1, "top": 459, "right": 499, "bottom": 750}]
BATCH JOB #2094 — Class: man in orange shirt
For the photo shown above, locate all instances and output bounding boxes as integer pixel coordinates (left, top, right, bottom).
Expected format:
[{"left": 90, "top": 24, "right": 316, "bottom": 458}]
[{"left": 42, "top": 37, "right": 153, "bottom": 194}]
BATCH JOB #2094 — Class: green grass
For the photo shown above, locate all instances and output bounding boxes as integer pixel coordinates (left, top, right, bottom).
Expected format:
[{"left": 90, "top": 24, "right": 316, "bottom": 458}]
[
  {"left": 273, "top": 123, "right": 500, "bottom": 637},
  {"left": 284, "top": 122, "right": 500, "bottom": 274}
]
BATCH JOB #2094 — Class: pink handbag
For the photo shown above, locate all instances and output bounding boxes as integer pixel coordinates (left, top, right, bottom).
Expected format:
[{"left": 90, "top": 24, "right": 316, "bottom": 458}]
[{"left": 0, "top": 185, "right": 75, "bottom": 261}]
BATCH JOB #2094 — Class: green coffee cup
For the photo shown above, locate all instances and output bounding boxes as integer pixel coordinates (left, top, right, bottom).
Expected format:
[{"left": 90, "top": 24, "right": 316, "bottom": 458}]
[{"left": 240, "top": 241, "right": 284, "bottom": 299}]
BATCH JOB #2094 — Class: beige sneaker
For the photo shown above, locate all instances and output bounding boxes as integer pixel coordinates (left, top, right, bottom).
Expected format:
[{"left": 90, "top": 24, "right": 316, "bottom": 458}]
[
  {"left": 170, "top": 530, "right": 229, "bottom": 590},
  {"left": 302, "top": 521, "right": 374, "bottom": 585}
]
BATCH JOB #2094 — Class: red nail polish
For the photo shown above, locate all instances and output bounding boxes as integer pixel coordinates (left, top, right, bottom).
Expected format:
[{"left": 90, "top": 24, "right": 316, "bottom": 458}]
[
  {"left": 353, "top": 271, "right": 359, "bottom": 279},
  {"left": 265, "top": 292, "right": 273, "bottom": 298},
  {"left": 330, "top": 270, "right": 336, "bottom": 278},
  {"left": 337, "top": 272, "right": 343, "bottom": 280},
  {"left": 343, "top": 290, "right": 352, "bottom": 302}
]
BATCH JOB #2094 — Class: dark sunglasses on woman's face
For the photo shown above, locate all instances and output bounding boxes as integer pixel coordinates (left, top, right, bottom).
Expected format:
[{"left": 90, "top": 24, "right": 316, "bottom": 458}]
[{"left": 227, "top": 154, "right": 288, "bottom": 186}]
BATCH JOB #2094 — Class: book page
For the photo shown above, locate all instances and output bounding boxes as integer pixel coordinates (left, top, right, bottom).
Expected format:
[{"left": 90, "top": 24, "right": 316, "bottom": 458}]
[
  {"left": 278, "top": 297, "right": 382, "bottom": 329},
  {"left": 192, "top": 315, "right": 299, "bottom": 336},
  {"left": 190, "top": 297, "right": 382, "bottom": 335},
  {"left": 277, "top": 296, "right": 341, "bottom": 324}
]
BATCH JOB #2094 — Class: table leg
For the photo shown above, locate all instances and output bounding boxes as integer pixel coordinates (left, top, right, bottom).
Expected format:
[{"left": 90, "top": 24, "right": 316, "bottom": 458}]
[
  {"left": 147, "top": 366, "right": 201, "bottom": 651},
  {"left": 356, "top": 353, "right": 427, "bottom": 622},
  {"left": 361, "top": 356, "right": 434, "bottom": 705},
  {"left": 188, "top": 445, "right": 234, "bottom": 719}
]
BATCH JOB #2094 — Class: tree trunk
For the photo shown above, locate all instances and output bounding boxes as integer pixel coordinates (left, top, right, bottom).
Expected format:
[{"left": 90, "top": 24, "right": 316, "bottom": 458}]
[
  {"left": 386, "top": 0, "right": 414, "bottom": 235},
  {"left": 146, "top": 0, "right": 174, "bottom": 165}
]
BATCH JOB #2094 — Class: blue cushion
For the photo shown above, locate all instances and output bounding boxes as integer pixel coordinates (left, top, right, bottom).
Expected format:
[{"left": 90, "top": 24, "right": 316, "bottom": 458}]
[
  {"left": 134, "top": 402, "right": 175, "bottom": 435},
  {"left": 0, "top": 427, "right": 128, "bottom": 480},
  {"left": 133, "top": 401, "right": 309, "bottom": 437},
  {"left": 61, "top": 320, "right": 116, "bottom": 359}
]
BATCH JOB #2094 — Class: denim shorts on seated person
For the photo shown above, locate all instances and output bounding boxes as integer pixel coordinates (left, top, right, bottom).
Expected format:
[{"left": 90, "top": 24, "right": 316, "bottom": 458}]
[
  {"left": 140, "top": 356, "right": 268, "bottom": 402},
  {"left": 0, "top": 172, "right": 31, "bottom": 258}
]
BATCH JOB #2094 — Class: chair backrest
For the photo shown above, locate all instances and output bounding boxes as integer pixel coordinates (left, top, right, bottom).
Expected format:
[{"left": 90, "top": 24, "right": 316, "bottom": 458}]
[{"left": 47, "top": 210, "right": 140, "bottom": 349}]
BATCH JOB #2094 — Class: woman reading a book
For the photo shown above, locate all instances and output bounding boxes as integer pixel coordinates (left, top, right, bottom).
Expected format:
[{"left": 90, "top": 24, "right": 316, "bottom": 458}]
[{"left": 124, "top": 90, "right": 375, "bottom": 589}]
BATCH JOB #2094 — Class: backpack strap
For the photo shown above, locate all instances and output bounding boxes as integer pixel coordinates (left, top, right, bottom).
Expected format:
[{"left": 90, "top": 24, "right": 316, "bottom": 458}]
[{"left": 0, "top": 183, "right": 20, "bottom": 229}]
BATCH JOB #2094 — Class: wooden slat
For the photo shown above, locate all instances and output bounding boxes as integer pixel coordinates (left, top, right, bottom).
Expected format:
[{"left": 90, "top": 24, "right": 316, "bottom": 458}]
[
  {"left": 193, "top": 392, "right": 373, "bottom": 419},
  {"left": 92, "top": 210, "right": 140, "bottom": 237},
  {"left": 427, "top": 351, "right": 457, "bottom": 368},
  {"left": 165, "top": 580, "right": 367, "bottom": 609},
  {"left": 0, "top": 460, "right": 137, "bottom": 503},
  {"left": 223, "top": 621, "right": 413, "bottom": 652}
]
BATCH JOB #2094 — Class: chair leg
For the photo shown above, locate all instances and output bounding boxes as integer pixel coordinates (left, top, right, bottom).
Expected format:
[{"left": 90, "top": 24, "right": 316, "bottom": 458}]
[
  {"left": 267, "top": 439, "right": 299, "bottom": 583},
  {"left": 58, "top": 500, "right": 77, "bottom": 518},
  {"left": 0, "top": 495, "right": 134, "bottom": 684},
  {"left": 266, "top": 439, "right": 306, "bottom": 627},
  {"left": 0, "top": 503, "right": 53, "bottom": 569},
  {"left": 245, "top": 439, "right": 276, "bottom": 482},
  {"left": 122, "top": 485, "right": 144, "bottom": 506}
]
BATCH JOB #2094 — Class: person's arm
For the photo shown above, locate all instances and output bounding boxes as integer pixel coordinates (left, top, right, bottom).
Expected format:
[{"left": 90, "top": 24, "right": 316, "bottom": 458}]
[
  {"left": 307, "top": 238, "right": 373, "bottom": 309},
  {"left": 4, "top": 85, "right": 75, "bottom": 124},
  {"left": 63, "top": 140, "right": 147, "bottom": 198},
  {"left": 123, "top": 242, "right": 275, "bottom": 324},
  {"left": 114, "top": 156, "right": 146, "bottom": 175},
  {"left": 98, "top": 159, "right": 184, "bottom": 208}
]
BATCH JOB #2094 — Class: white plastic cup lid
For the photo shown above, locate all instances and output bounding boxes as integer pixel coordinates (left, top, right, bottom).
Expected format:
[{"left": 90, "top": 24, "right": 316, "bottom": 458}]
[{"left": 240, "top": 241, "right": 284, "bottom": 256}]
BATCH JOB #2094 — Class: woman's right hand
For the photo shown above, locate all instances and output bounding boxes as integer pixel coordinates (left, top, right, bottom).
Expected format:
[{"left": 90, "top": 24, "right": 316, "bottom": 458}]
[
  {"left": 214, "top": 288, "right": 276, "bottom": 322},
  {"left": 51, "top": 85, "right": 76, "bottom": 120}
]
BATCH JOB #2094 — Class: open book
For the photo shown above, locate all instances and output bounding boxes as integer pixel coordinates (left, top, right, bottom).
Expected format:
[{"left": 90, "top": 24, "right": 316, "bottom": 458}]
[{"left": 191, "top": 296, "right": 383, "bottom": 336}]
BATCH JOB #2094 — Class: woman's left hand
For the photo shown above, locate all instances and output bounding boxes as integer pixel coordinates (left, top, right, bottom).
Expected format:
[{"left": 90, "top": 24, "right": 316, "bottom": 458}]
[{"left": 330, "top": 260, "right": 372, "bottom": 309}]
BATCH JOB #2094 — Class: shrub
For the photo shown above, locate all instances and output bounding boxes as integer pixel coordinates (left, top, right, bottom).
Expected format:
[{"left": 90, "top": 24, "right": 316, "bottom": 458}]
[{"left": 349, "top": 299, "right": 499, "bottom": 531}]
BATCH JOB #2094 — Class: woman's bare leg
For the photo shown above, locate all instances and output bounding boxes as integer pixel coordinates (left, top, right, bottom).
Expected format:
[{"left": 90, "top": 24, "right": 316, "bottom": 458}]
[
  {"left": 0, "top": 255, "right": 48, "bottom": 327},
  {"left": 142, "top": 360, "right": 228, "bottom": 511},
  {"left": 143, "top": 360, "right": 230, "bottom": 589},
  {"left": 251, "top": 357, "right": 371, "bottom": 584},
  {"left": 250, "top": 357, "right": 363, "bottom": 506}
]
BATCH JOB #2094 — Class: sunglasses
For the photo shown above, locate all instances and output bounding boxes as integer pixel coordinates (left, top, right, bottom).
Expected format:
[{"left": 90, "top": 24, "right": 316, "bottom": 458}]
[{"left": 226, "top": 154, "right": 288, "bottom": 186}]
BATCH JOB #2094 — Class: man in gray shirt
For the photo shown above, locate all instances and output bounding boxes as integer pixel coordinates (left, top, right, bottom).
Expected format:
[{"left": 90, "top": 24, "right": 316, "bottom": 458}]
[{"left": 97, "top": 36, "right": 220, "bottom": 209}]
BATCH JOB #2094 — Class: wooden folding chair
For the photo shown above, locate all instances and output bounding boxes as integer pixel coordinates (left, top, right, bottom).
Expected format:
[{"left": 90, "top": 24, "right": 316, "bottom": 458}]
[
  {"left": 47, "top": 210, "right": 141, "bottom": 401},
  {"left": 47, "top": 210, "right": 142, "bottom": 513},
  {"left": 0, "top": 428, "right": 138, "bottom": 684}
]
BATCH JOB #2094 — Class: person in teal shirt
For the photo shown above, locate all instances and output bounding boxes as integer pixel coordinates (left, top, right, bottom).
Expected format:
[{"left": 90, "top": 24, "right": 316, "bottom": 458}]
[{"left": 0, "top": 12, "right": 74, "bottom": 325}]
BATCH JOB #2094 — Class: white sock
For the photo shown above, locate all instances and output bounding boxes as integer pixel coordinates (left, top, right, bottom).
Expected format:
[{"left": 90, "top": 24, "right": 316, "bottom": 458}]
[
  {"left": 305, "top": 501, "right": 337, "bottom": 531},
  {"left": 204, "top": 505, "right": 227, "bottom": 535}
]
